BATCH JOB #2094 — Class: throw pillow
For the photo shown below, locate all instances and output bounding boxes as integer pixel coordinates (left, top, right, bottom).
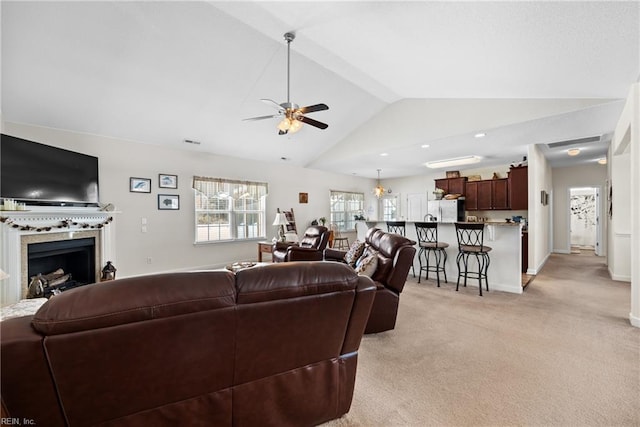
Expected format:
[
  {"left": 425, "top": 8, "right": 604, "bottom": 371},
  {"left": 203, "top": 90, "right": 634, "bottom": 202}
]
[
  {"left": 354, "top": 252, "right": 378, "bottom": 277},
  {"left": 344, "top": 240, "right": 366, "bottom": 267}
]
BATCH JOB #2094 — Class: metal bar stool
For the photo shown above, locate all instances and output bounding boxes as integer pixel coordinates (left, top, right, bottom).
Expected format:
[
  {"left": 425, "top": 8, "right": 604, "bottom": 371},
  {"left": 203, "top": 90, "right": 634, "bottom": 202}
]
[
  {"left": 386, "top": 221, "right": 415, "bottom": 278},
  {"left": 454, "top": 222, "right": 492, "bottom": 296},
  {"left": 414, "top": 222, "right": 449, "bottom": 286}
]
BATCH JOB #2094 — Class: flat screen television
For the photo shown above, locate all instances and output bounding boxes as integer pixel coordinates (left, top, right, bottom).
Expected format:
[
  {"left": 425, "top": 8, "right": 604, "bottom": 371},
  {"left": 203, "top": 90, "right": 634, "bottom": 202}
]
[{"left": 1, "top": 134, "right": 99, "bottom": 207}]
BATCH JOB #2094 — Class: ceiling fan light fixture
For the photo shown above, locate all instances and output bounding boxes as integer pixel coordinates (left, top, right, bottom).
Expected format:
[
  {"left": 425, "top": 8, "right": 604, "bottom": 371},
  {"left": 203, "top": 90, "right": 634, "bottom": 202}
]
[
  {"left": 289, "top": 119, "right": 303, "bottom": 133},
  {"left": 425, "top": 155, "right": 481, "bottom": 169}
]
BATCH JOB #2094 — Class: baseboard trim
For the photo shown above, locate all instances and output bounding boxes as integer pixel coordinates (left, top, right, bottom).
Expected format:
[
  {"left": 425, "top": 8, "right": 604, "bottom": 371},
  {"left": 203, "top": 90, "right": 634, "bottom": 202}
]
[
  {"left": 528, "top": 252, "right": 550, "bottom": 275},
  {"left": 553, "top": 249, "right": 571, "bottom": 254},
  {"left": 630, "top": 312, "right": 640, "bottom": 328}
]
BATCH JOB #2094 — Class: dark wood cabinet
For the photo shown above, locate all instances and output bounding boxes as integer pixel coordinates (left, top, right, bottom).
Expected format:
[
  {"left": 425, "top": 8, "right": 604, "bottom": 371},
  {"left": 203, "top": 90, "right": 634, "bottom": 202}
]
[
  {"left": 522, "top": 231, "right": 529, "bottom": 274},
  {"left": 465, "top": 181, "right": 478, "bottom": 210},
  {"left": 465, "top": 178, "right": 509, "bottom": 210},
  {"left": 508, "top": 166, "right": 528, "bottom": 210},
  {"left": 492, "top": 178, "right": 509, "bottom": 210},
  {"left": 435, "top": 177, "right": 467, "bottom": 196},
  {"left": 477, "top": 181, "right": 492, "bottom": 210}
]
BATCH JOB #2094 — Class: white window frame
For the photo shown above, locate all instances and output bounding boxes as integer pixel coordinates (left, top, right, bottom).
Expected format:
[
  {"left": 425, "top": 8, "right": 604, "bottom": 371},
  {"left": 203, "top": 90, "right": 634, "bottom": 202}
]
[
  {"left": 381, "top": 195, "right": 399, "bottom": 221},
  {"left": 193, "top": 176, "right": 268, "bottom": 243},
  {"left": 330, "top": 190, "right": 365, "bottom": 232}
]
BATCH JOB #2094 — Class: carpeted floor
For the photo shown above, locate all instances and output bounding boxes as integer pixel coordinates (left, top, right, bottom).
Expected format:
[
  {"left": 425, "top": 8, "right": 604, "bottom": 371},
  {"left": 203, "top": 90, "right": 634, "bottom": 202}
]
[{"left": 325, "top": 251, "right": 640, "bottom": 426}]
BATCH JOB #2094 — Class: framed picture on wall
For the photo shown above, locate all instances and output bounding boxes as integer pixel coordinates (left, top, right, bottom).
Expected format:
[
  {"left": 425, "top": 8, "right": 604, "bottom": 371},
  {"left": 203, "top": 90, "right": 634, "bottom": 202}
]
[
  {"left": 159, "top": 174, "right": 178, "bottom": 189},
  {"left": 158, "top": 194, "right": 179, "bottom": 210},
  {"left": 130, "top": 177, "right": 151, "bottom": 193}
]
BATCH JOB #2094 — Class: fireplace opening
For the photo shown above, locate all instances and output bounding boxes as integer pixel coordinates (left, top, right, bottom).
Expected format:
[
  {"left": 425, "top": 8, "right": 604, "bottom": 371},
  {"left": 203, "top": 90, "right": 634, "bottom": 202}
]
[{"left": 27, "top": 237, "right": 96, "bottom": 297}]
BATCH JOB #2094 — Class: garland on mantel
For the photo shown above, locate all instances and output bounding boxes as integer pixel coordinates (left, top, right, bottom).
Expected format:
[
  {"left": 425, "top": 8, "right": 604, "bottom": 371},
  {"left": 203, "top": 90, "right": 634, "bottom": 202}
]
[{"left": 0, "top": 216, "right": 113, "bottom": 232}]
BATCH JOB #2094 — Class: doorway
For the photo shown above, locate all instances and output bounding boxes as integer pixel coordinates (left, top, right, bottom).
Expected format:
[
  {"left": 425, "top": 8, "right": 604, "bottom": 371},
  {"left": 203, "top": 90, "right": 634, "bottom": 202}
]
[{"left": 569, "top": 187, "right": 601, "bottom": 255}]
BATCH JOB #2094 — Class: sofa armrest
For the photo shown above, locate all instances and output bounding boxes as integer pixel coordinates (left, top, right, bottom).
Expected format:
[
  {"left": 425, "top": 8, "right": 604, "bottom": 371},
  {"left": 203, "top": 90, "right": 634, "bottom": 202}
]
[
  {"left": 341, "top": 276, "right": 376, "bottom": 354},
  {"left": 324, "top": 248, "right": 347, "bottom": 262}
]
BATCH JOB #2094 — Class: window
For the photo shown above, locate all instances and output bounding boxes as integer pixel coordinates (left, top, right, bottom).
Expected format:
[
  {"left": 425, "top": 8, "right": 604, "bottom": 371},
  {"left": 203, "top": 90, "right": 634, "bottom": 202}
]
[
  {"left": 330, "top": 191, "right": 364, "bottom": 231},
  {"left": 193, "top": 176, "right": 268, "bottom": 243},
  {"left": 381, "top": 196, "right": 398, "bottom": 221}
]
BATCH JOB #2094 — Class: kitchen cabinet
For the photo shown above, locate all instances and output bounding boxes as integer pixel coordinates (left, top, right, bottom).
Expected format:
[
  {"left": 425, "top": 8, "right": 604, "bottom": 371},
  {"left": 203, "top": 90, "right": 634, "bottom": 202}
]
[
  {"left": 492, "top": 178, "right": 509, "bottom": 210},
  {"left": 434, "top": 177, "right": 467, "bottom": 196},
  {"left": 508, "top": 166, "right": 528, "bottom": 210},
  {"left": 465, "top": 178, "right": 508, "bottom": 210}
]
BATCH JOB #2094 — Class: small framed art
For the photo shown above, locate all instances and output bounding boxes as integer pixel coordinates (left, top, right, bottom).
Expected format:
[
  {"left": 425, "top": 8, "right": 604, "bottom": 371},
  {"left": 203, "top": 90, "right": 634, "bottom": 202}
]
[
  {"left": 158, "top": 194, "right": 179, "bottom": 210},
  {"left": 299, "top": 192, "right": 308, "bottom": 204},
  {"left": 159, "top": 174, "right": 178, "bottom": 189},
  {"left": 130, "top": 177, "right": 151, "bottom": 193}
]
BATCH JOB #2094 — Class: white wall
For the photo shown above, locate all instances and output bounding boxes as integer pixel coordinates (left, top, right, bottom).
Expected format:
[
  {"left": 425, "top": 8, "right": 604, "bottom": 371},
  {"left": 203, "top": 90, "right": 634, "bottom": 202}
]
[
  {"left": 551, "top": 164, "right": 607, "bottom": 254},
  {"left": 1, "top": 121, "right": 375, "bottom": 278},
  {"left": 610, "top": 83, "right": 639, "bottom": 327},
  {"left": 528, "top": 144, "right": 552, "bottom": 274}
]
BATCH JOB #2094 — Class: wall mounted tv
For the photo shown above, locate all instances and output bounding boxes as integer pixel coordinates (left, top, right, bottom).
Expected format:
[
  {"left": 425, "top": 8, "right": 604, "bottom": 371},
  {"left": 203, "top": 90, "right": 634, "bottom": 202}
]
[{"left": 0, "top": 134, "right": 99, "bottom": 207}]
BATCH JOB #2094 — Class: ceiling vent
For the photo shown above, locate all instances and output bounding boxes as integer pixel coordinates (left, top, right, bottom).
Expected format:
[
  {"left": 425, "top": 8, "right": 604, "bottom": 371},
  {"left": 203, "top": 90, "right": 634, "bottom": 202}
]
[{"left": 546, "top": 136, "right": 600, "bottom": 149}]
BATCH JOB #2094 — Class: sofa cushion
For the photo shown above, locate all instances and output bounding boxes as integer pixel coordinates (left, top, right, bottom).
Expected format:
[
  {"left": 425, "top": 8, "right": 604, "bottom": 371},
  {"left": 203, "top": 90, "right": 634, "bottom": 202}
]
[
  {"left": 354, "top": 252, "right": 378, "bottom": 277},
  {"left": 32, "top": 271, "right": 236, "bottom": 335},
  {"left": 344, "top": 240, "right": 365, "bottom": 267}
]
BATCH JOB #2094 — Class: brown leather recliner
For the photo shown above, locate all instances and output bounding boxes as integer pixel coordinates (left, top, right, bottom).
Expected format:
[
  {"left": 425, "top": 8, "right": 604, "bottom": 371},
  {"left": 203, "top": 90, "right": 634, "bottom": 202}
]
[
  {"left": 272, "top": 225, "right": 330, "bottom": 262},
  {"left": 325, "top": 227, "right": 416, "bottom": 334},
  {"left": 0, "top": 262, "right": 375, "bottom": 426}
]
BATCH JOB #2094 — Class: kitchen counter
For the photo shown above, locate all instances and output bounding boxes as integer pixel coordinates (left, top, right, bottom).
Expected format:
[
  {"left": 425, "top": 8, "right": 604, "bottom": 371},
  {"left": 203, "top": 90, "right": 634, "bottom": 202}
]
[{"left": 357, "top": 220, "right": 524, "bottom": 294}]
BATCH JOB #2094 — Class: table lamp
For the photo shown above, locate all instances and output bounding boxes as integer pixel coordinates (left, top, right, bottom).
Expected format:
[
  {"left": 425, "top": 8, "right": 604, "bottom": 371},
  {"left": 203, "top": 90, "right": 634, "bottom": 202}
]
[{"left": 272, "top": 213, "right": 289, "bottom": 242}]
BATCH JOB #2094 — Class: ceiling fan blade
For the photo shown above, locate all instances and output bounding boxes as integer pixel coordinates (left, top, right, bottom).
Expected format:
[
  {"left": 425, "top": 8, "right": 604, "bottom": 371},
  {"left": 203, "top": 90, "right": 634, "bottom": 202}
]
[
  {"left": 261, "top": 99, "right": 284, "bottom": 111},
  {"left": 242, "top": 114, "right": 282, "bottom": 122},
  {"left": 299, "top": 103, "right": 329, "bottom": 114},
  {"left": 299, "top": 115, "right": 329, "bottom": 130}
]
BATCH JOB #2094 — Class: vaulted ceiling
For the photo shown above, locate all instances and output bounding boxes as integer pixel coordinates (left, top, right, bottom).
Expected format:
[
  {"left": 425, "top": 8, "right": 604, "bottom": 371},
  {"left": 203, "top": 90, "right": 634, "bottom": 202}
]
[{"left": 2, "top": 1, "right": 638, "bottom": 178}]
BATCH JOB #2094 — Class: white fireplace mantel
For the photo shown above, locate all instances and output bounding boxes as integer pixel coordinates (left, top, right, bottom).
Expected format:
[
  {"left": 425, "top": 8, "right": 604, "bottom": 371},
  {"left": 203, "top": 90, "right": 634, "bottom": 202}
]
[{"left": 0, "top": 208, "right": 117, "bottom": 306}]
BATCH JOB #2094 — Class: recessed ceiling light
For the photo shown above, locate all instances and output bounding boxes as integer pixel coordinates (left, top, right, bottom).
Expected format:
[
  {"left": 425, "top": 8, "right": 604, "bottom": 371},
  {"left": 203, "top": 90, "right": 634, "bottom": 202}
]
[
  {"left": 597, "top": 158, "right": 607, "bottom": 165},
  {"left": 421, "top": 144, "right": 430, "bottom": 148},
  {"left": 567, "top": 148, "right": 580, "bottom": 156},
  {"left": 474, "top": 133, "right": 486, "bottom": 138},
  {"left": 425, "top": 155, "right": 482, "bottom": 169},
  {"left": 380, "top": 153, "right": 389, "bottom": 156}
]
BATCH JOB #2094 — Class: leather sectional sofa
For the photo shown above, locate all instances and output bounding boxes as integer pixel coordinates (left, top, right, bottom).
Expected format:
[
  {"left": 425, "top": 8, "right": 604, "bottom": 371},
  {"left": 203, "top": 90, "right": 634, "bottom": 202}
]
[
  {"left": 325, "top": 227, "right": 416, "bottom": 334},
  {"left": 1, "top": 262, "right": 375, "bottom": 426}
]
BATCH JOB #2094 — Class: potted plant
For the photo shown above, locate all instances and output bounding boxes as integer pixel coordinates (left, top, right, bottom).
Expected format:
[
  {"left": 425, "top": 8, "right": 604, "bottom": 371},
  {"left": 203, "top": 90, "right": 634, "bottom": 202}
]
[
  {"left": 319, "top": 217, "right": 327, "bottom": 226},
  {"left": 433, "top": 188, "right": 445, "bottom": 200}
]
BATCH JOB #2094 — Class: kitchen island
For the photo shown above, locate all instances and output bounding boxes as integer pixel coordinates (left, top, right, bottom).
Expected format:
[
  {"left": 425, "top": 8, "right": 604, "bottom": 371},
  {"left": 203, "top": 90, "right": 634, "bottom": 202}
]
[{"left": 357, "top": 221, "right": 524, "bottom": 294}]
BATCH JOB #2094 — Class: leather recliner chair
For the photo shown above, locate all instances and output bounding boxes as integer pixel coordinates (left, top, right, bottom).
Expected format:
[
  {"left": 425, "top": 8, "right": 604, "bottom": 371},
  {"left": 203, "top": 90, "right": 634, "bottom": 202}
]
[
  {"left": 272, "top": 225, "right": 330, "bottom": 262},
  {"left": 325, "top": 227, "right": 416, "bottom": 334}
]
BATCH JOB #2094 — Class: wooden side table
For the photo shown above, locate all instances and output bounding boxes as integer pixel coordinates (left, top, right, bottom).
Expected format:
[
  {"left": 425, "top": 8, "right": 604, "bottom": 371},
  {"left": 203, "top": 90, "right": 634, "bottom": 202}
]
[{"left": 257, "top": 241, "right": 273, "bottom": 262}]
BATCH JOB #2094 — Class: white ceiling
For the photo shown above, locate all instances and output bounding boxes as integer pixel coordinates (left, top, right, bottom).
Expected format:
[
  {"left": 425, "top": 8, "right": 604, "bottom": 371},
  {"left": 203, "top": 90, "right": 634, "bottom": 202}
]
[{"left": 2, "top": 1, "right": 639, "bottom": 178}]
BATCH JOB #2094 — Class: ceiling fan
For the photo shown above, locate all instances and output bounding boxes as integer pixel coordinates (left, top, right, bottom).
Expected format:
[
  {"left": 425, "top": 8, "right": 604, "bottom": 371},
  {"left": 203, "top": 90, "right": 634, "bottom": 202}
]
[{"left": 243, "top": 32, "right": 329, "bottom": 135}]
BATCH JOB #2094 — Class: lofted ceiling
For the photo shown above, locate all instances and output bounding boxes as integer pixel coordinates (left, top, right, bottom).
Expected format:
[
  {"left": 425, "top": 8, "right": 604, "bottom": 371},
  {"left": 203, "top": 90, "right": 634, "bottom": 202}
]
[{"left": 2, "top": 1, "right": 639, "bottom": 178}]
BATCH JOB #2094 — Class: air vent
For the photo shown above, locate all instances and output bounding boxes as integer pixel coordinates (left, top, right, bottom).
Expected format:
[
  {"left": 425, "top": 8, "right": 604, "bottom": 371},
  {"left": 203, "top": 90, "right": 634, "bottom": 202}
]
[
  {"left": 183, "top": 139, "right": 201, "bottom": 145},
  {"left": 546, "top": 136, "right": 600, "bottom": 149}
]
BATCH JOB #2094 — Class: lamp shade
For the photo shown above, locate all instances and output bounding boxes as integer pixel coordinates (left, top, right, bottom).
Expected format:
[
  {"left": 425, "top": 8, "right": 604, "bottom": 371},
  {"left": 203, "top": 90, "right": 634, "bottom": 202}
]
[{"left": 272, "top": 213, "right": 289, "bottom": 226}]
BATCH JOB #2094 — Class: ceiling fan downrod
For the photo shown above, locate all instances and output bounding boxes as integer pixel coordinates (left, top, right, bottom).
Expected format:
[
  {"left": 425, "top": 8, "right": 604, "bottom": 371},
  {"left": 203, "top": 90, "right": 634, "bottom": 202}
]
[{"left": 284, "top": 32, "right": 295, "bottom": 105}]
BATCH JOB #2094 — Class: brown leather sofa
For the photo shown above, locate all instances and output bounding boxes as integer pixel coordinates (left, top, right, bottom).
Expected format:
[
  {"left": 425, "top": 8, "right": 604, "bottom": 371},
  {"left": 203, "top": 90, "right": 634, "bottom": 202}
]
[
  {"left": 272, "top": 225, "right": 330, "bottom": 262},
  {"left": 0, "top": 262, "right": 375, "bottom": 426},
  {"left": 325, "top": 227, "right": 416, "bottom": 334}
]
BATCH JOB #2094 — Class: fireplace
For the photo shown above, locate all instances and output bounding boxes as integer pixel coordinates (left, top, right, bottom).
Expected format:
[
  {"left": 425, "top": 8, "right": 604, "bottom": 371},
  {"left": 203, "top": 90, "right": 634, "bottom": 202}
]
[
  {"left": 28, "top": 237, "right": 96, "bottom": 296},
  {"left": 0, "top": 209, "right": 116, "bottom": 304}
]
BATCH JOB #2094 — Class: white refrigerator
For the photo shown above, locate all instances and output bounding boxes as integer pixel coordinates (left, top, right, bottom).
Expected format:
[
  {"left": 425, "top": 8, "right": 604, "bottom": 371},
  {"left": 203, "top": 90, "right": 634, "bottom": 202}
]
[{"left": 427, "top": 199, "right": 465, "bottom": 223}]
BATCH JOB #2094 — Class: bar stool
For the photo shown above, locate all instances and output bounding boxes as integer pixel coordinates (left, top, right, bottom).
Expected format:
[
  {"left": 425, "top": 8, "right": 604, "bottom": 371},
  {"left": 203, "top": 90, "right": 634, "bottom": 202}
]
[
  {"left": 454, "top": 222, "right": 491, "bottom": 296},
  {"left": 414, "top": 222, "right": 449, "bottom": 286},
  {"left": 386, "top": 221, "right": 415, "bottom": 278}
]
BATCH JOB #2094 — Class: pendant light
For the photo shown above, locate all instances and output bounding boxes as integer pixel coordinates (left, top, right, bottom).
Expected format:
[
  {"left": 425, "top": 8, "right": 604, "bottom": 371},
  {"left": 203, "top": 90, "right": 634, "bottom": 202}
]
[{"left": 374, "top": 169, "right": 385, "bottom": 199}]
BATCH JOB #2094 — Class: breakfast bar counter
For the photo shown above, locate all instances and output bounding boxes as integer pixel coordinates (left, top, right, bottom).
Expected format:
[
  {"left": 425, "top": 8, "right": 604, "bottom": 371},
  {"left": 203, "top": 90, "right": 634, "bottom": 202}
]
[{"left": 357, "top": 221, "right": 524, "bottom": 294}]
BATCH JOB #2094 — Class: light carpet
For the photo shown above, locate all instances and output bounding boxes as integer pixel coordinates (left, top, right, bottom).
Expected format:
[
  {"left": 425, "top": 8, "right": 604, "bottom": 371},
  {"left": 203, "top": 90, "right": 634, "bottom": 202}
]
[{"left": 325, "top": 251, "right": 640, "bottom": 426}]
